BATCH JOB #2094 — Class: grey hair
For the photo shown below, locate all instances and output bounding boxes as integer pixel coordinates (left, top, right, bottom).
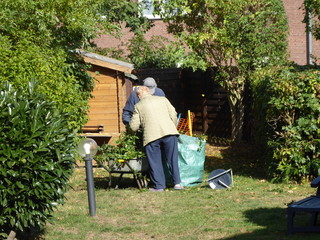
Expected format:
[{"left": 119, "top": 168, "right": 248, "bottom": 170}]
[{"left": 136, "top": 86, "right": 150, "bottom": 99}]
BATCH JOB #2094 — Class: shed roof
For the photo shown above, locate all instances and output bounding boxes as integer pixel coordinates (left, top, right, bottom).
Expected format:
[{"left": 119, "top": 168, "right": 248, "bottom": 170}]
[{"left": 78, "top": 50, "right": 134, "bottom": 74}]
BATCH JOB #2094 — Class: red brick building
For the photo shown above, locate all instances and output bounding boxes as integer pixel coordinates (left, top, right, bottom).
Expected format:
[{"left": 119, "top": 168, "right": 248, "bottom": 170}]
[
  {"left": 283, "top": 0, "right": 320, "bottom": 64},
  {"left": 95, "top": 0, "right": 320, "bottom": 65}
]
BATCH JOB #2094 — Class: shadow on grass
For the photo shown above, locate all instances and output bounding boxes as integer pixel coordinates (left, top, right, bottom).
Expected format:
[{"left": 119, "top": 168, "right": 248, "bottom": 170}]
[
  {"left": 204, "top": 141, "right": 267, "bottom": 179},
  {"left": 94, "top": 173, "right": 143, "bottom": 190},
  {"left": 220, "top": 207, "right": 320, "bottom": 240}
]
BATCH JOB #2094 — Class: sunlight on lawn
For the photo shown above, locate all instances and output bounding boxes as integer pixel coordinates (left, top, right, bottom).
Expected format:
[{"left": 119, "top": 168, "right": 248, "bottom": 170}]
[{"left": 43, "top": 143, "right": 319, "bottom": 240}]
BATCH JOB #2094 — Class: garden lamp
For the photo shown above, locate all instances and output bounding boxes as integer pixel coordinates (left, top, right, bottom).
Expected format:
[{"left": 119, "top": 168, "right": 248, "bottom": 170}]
[{"left": 77, "top": 138, "right": 98, "bottom": 216}]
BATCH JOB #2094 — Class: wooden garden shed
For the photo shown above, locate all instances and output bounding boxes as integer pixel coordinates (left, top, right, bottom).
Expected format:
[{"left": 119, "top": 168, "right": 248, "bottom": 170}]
[{"left": 79, "top": 50, "right": 134, "bottom": 143}]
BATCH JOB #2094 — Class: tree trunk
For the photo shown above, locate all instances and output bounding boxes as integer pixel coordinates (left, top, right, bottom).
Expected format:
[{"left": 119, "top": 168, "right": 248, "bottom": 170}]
[
  {"left": 218, "top": 68, "right": 245, "bottom": 143},
  {"left": 225, "top": 81, "right": 245, "bottom": 143},
  {"left": 229, "top": 99, "right": 245, "bottom": 143}
]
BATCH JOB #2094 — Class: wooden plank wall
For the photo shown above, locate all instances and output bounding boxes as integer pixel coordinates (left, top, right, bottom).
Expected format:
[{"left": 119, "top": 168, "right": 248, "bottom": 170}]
[
  {"left": 116, "top": 71, "right": 128, "bottom": 133},
  {"left": 86, "top": 66, "right": 127, "bottom": 134}
]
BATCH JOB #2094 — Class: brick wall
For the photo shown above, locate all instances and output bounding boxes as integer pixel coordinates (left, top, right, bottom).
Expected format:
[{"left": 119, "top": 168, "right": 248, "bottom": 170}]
[
  {"left": 283, "top": 0, "right": 320, "bottom": 65},
  {"left": 94, "top": 21, "right": 174, "bottom": 53},
  {"left": 95, "top": 1, "right": 320, "bottom": 65}
]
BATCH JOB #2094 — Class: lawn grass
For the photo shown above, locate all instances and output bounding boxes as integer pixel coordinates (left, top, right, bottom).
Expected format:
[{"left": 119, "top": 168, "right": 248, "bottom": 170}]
[{"left": 42, "top": 142, "right": 320, "bottom": 240}]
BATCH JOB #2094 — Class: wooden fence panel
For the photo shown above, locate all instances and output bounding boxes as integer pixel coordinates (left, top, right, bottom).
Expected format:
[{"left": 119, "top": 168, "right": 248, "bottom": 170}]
[
  {"left": 136, "top": 68, "right": 232, "bottom": 138},
  {"left": 135, "top": 68, "right": 185, "bottom": 114}
]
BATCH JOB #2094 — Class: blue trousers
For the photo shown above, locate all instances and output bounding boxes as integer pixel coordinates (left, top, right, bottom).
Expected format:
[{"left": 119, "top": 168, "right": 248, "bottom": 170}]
[{"left": 145, "top": 135, "right": 181, "bottom": 189}]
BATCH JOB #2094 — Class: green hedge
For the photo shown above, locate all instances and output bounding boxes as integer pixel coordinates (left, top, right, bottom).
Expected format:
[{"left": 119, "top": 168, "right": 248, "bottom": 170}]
[
  {"left": 253, "top": 66, "right": 320, "bottom": 182},
  {"left": 0, "top": 37, "right": 93, "bottom": 131},
  {"left": 0, "top": 81, "right": 77, "bottom": 238}
]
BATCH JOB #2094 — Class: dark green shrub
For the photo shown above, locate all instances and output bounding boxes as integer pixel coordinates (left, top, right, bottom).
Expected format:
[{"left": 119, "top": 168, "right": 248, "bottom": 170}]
[
  {"left": 253, "top": 66, "right": 320, "bottom": 182},
  {"left": 0, "top": 81, "right": 77, "bottom": 238}
]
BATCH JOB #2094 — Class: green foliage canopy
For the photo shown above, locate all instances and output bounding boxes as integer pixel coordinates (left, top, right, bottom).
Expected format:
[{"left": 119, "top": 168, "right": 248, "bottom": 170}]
[
  {"left": 128, "top": 35, "right": 186, "bottom": 69},
  {"left": 0, "top": 0, "right": 150, "bottom": 130},
  {"left": 157, "top": 0, "right": 288, "bottom": 69},
  {"left": 89, "top": 34, "right": 186, "bottom": 69},
  {"left": 155, "top": 0, "right": 289, "bottom": 141}
]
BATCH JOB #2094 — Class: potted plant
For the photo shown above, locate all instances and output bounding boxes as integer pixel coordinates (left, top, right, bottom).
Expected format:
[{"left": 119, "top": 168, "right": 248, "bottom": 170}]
[{"left": 95, "top": 130, "right": 148, "bottom": 173}]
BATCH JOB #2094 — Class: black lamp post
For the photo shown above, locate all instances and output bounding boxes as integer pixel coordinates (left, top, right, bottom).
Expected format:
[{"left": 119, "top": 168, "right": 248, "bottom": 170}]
[{"left": 77, "top": 138, "right": 98, "bottom": 216}]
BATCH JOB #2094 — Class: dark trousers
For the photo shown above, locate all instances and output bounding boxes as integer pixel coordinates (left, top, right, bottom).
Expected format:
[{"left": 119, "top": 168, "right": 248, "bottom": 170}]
[{"left": 145, "top": 135, "right": 181, "bottom": 189}]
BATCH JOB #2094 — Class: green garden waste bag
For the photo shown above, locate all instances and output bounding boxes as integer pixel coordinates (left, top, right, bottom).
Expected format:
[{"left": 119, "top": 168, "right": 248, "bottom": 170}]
[{"left": 178, "top": 134, "right": 206, "bottom": 187}]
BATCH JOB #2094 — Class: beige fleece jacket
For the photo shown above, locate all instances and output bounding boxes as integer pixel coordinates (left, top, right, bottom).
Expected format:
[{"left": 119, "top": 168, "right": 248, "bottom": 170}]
[{"left": 129, "top": 95, "right": 179, "bottom": 146}]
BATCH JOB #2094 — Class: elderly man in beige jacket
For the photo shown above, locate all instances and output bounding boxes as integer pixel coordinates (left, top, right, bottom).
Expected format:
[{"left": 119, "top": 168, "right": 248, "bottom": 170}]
[{"left": 130, "top": 86, "right": 183, "bottom": 191}]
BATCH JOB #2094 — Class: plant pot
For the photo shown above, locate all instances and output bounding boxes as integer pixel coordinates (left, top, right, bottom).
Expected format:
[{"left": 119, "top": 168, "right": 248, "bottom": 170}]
[{"left": 110, "top": 158, "right": 149, "bottom": 173}]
